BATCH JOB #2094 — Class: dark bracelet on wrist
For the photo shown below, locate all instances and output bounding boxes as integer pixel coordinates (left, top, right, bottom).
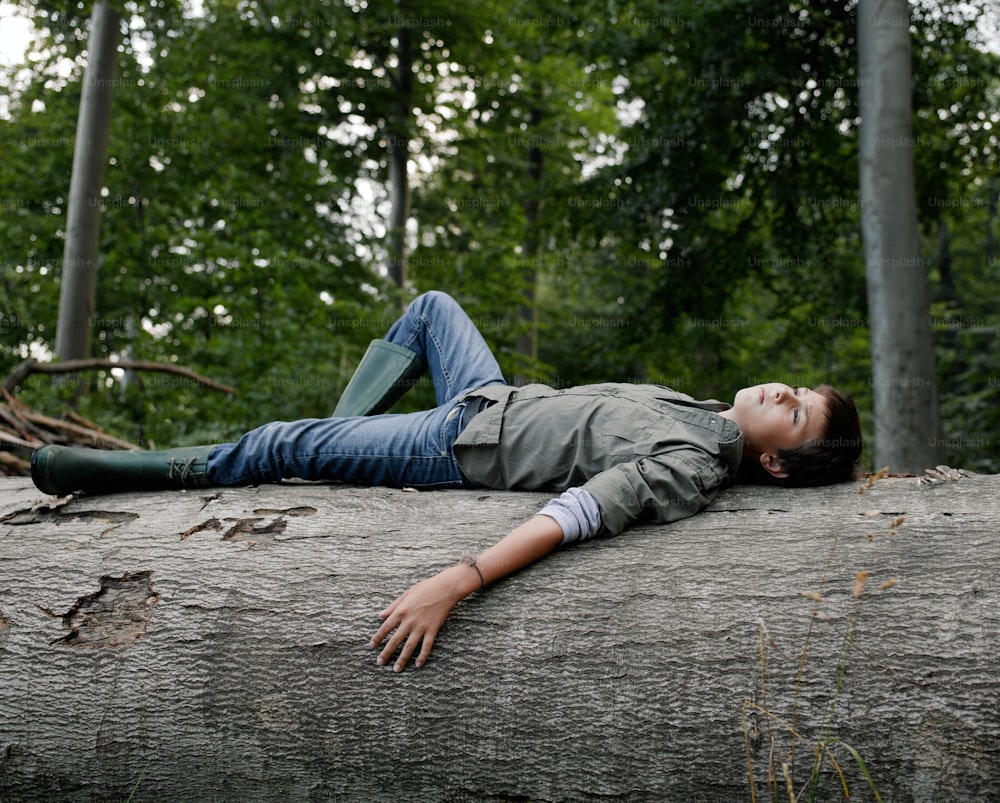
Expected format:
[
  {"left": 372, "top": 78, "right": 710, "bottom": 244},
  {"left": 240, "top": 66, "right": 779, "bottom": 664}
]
[{"left": 459, "top": 554, "right": 486, "bottom": 590}]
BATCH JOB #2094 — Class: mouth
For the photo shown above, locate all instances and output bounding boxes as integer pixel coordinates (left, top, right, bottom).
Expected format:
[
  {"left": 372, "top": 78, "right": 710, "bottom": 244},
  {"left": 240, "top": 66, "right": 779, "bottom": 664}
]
[{"left": 759, "top": 386, "right": 765, "bottom": 405}]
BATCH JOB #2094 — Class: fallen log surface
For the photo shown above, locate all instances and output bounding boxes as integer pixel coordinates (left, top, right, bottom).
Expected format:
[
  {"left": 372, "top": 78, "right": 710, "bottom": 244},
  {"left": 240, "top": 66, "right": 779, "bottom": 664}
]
[{"left": 0, "top": 471, "right": 997, "bottom": 802}]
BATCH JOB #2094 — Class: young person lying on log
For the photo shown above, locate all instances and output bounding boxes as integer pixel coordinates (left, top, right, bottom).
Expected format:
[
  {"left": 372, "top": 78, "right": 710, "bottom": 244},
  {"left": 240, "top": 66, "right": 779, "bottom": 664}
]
[{"left": 31, "top": 291, "right": 862, "bottom": 673}]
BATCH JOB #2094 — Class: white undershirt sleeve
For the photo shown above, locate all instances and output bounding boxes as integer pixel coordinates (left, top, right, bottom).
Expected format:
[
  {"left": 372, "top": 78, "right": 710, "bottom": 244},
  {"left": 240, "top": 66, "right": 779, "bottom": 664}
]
[{"left": 536, "top": 487, "right": 603, "bottom": 545}]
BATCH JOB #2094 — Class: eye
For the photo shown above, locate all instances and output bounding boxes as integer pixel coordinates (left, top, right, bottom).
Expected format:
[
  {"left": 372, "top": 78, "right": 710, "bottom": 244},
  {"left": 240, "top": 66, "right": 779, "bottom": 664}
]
[{"left": 793, "top": 409, "right": 800, "bottom": 424}]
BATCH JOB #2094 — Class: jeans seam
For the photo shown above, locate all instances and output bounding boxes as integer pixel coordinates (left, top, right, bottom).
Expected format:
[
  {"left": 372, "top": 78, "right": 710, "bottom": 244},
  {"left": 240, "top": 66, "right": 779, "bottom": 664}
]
[{"left": 422, "top": 312, "right": 455, "bottom": 403}]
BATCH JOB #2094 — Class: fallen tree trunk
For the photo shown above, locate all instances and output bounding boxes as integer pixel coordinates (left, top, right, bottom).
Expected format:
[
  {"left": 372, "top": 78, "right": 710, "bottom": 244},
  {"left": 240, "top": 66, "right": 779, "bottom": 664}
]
[{"left": 0, "top": 472, "right": 997, "bottom": 801}]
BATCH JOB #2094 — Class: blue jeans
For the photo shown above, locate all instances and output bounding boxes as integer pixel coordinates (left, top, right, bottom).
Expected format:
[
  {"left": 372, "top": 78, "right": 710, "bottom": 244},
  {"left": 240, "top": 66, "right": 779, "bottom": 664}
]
[{"left": 206, "top": 291, "right": 508, "bottom": 488}]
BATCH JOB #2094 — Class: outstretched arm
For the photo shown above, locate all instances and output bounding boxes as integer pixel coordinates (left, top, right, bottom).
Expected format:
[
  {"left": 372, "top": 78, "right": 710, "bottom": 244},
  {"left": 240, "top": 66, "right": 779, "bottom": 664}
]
[{"left": 370, "top": 514, "right": 565, "bottom": 672}]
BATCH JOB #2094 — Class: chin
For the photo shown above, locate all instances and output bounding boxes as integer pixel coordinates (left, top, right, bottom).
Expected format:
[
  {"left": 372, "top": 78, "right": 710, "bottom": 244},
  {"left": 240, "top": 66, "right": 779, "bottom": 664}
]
[{"left": 736, "top": 386, "right": 758, "bottom": 406}]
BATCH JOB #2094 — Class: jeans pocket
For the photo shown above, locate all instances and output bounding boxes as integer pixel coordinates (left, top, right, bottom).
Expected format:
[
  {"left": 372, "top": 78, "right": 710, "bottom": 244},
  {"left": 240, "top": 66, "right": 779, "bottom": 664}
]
[{"left": 436, "top": 402, "right": 466, "bottom": 456}]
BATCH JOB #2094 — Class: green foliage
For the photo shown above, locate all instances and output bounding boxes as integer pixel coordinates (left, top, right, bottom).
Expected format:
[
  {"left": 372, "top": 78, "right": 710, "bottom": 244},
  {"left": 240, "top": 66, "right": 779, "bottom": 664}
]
[
  {"left": 2, "top": 0, "right": 392, "bottom": 444},
  {"left": 1, "top": 0, "right": 998, "bottom": 470}
]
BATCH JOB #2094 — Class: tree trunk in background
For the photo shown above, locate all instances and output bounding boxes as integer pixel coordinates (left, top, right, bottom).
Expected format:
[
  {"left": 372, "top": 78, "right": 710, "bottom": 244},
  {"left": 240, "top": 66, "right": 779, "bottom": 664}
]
[
  {"left": 386, "top": 21, "right": 413, "bottom": 289},
  {"left": 516, "top": 105, "right": 543, "bottom": 380},
  {"left": 987, "top": 178, "right": 998, "bottom": 269},
  {"left": 1, "top": 473, "right": 998, "bottom": 801},
  {"left": 858, "top": 0, "right": 945, "bottom": 473},
  {"left": 54, "top": 1, "right": 121, "bottom": 361}
]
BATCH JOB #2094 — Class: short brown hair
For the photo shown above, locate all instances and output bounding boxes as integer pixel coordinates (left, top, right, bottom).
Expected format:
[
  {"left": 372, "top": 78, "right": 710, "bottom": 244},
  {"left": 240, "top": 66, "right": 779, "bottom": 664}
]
[{"left": 739, "top": 384, "right": 863, "bottom": 486}]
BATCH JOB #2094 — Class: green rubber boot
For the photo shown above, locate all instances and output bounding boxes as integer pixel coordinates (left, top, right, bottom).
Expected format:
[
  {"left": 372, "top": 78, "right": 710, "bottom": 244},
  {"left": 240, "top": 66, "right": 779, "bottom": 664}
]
[
  {"left": 332, "top": 339, "right": 425, "bottom": 417},
  {"left": 31, "top": 444, "right": 216, "bottom": 496}
]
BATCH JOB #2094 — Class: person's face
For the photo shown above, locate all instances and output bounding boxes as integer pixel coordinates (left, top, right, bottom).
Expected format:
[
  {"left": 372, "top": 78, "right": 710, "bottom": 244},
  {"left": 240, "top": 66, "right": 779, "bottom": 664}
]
[{"left": 722, "top": 383, "right": 829, "bottom": 478}]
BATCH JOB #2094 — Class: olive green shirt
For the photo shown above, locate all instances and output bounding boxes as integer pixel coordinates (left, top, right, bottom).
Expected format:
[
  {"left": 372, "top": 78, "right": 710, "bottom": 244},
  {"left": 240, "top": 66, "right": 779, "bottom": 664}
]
[{"left": 452, "top": 383, "right": 743, "bottom": 537}]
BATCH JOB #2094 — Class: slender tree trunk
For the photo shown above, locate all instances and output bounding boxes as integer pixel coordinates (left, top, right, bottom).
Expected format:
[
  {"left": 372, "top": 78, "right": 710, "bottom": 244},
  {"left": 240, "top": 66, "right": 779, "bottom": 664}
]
[
  {"left": 516, "top": 105, "right": 543, "bottom": 378},
  {"left": 386, "top": 21, "right": 413, "bottom": 289},
  {"left": 858, "top": 0, "right": 944, "bottom": 472},
  {"left": 54, "top": 1, "right": 121, "bottom": 361}
]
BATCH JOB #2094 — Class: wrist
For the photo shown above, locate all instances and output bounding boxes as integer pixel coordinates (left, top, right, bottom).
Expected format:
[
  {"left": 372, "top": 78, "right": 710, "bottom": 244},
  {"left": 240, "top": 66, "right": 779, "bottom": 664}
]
[
  {"left": 459, "top": 554, "right": 487, "bottom": 590},
  {"left": 444, "top": 559, "right": 486, "bottom": 600}
]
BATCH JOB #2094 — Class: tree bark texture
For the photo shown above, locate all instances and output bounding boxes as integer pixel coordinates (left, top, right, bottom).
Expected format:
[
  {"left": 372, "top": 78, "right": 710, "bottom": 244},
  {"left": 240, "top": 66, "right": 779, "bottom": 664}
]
[
  {"left": 0, "top": 473, "right": 997, "bottom": 802},
  {"left": 858, "top": 0, "right": 945, "bottom": 473},
  {"left": 55, "top": 1, "right": 121, "bottom": 361}
]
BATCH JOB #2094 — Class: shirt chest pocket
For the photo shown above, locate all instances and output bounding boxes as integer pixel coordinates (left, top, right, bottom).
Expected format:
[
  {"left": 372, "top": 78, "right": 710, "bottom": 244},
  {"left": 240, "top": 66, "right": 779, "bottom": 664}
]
[{"left": 590, "top": 422, "right": 662, "bottom": 462}]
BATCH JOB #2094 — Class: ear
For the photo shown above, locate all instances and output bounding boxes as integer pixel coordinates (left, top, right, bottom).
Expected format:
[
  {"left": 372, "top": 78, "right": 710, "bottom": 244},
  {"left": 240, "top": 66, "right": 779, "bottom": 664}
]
[{"left": 759, "top": 452, "right": 789, "bottom": 480}]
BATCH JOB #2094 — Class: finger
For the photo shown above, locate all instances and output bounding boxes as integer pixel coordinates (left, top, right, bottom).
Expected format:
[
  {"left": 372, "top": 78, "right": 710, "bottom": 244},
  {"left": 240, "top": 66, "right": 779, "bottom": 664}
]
[
  {"left": 371, "top": 594, "right": 409, "bottom": 646},
  {"left": 376, "top": 625, "right": 409, "bottom": 667},
  {"left": 413, "top": 629, "right": 438, "bottom": 669},
  {"left": 369, "top": 619, "right": 393, "bottom": 649},
  {"left": 370, "top": 608, "right": 405, "bottom": 649},
  {"left": 392, "top": 631, "right": 424, "bottom": 673},
  {"left": 370, "top": 613, "right": 404, "bottom": 651},
  {"left": 377, "top": 593, "right": 405, "bottom": 619}
]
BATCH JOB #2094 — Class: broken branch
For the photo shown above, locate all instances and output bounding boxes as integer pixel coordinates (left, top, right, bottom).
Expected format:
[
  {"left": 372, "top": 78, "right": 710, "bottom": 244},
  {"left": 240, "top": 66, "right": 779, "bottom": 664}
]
[{"left": 2, "top": 358, "right": 235, "bottom": 395}]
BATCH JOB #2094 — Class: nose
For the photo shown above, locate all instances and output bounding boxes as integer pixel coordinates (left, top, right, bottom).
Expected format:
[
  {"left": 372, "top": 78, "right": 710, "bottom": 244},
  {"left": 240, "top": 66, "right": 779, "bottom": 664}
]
[{"left": 773, "top": 385, "right": 792, "bottom": 404}]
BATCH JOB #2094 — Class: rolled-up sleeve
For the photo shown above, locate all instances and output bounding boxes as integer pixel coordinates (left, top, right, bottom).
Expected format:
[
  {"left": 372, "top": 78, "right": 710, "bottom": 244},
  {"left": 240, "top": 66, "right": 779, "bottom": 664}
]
[
  {"left": 536, "top": 487, "right": 603, "bottom": 545},
  {"left": 581, "top": 450, "right": 729, "bottom": 536}
]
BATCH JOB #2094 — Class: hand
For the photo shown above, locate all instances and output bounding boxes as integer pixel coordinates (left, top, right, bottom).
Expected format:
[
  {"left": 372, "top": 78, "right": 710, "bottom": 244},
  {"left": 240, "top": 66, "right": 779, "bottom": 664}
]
[
  {"left": 369, "top": 566, "right": 468, "bottom": 672},
  {"left": 368, "top": 515, "right": 565, "bottom": 673}
]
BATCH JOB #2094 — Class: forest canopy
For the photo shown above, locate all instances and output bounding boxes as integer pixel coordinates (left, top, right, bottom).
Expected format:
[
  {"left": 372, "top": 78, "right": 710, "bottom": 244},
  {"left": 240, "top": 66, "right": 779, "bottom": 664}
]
[{"left": 1, "top": 0, "right": 998, "bottom": 472}]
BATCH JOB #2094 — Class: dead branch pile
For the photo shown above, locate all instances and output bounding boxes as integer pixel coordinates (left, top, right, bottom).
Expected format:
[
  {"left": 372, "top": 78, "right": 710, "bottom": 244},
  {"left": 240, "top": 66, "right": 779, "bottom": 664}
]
[
  {"left": 0, "top": 389, "right": 133, "bottom": 476},
  {"left": 0, "top": 359, "right": 234, "bottom": 477}
]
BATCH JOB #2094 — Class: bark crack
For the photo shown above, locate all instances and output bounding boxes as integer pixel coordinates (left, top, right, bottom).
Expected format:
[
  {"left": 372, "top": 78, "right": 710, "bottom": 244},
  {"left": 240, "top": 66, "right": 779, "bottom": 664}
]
[
  {"left": 221, "top": 516, "right": 286, "bottom": 546},
  {"left": 180, "top": 506, "right": 316, "bottom": 545},
  {"left": 55, "top": 570, "right": 159, "bottom": 649},
  {"left": 703, "top": 508, "right": 757, "bottom": 513},
  {"left": 1, "top": 505, "right": 137, "bottom": 537}
]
